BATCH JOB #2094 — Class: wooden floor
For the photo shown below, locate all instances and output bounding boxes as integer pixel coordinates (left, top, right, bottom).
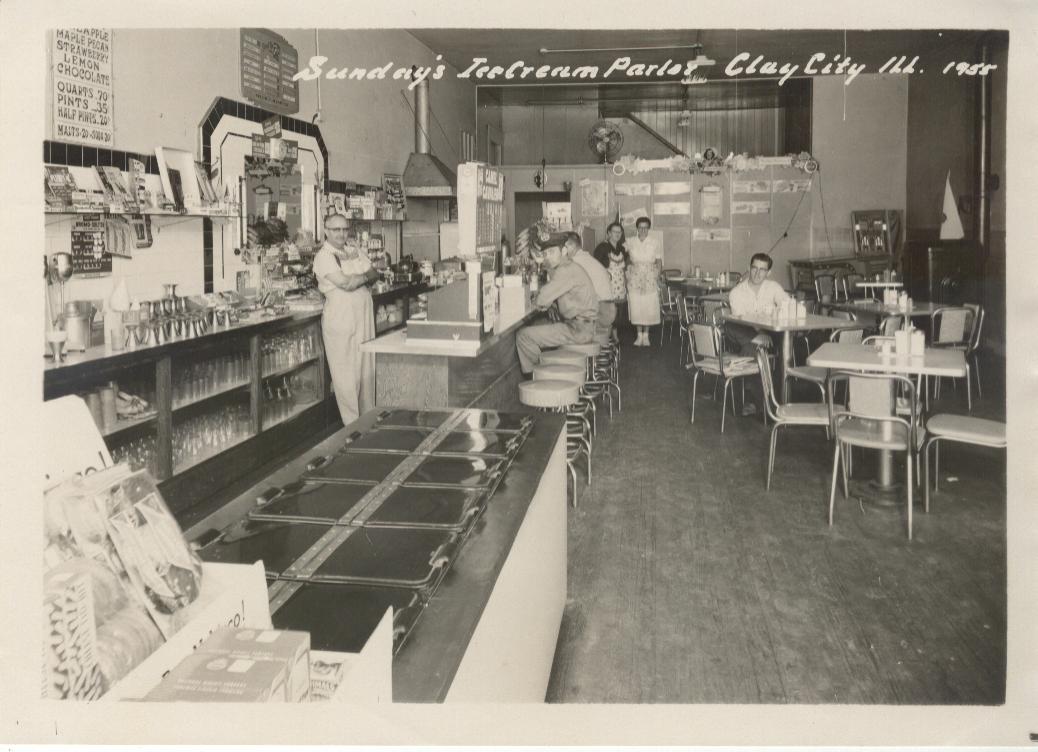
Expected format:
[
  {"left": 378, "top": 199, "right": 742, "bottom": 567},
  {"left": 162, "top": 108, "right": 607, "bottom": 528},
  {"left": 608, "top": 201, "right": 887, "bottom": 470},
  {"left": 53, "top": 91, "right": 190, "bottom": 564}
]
[{"left": 546, "top": 333, "right": 1007, "bottom": 704}]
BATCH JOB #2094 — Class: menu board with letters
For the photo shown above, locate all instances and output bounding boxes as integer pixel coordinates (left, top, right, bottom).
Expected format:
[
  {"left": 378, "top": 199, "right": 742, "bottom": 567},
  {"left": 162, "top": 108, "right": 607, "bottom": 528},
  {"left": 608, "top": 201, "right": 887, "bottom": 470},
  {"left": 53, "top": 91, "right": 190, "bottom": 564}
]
[
  {"left": 240, "top": 28, "right": 299, "bottom": 115},
  {"left": 52, "top": 28, "right": 113, "bottom": 147},
  {"left": 71, "top": 214, "right": 112, "bottom": 276},
  {"left": 457, "top": 163, "right": 505, "bottom": 257}
]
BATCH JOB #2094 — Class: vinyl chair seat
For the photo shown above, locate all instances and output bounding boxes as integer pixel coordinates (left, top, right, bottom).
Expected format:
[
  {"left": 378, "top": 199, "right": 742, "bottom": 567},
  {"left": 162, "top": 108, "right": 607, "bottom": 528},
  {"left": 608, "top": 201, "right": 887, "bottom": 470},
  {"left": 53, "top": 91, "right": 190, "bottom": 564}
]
[
  {"left": 786, "top": 365, "right": 827, "bottom": 384},
  {"left": 837, "top": 417, "right": 910, "bottom": 451},
  {"left": 926, "top": 414, "right": 1006, "bottom": 446},
  {"left": 694, "top": 354, "right": 758, "bottom": 377},
  {"left": 776, "top": 403, "right": 829, "bottom": 423},
  {"left": 519, "top": 379, "right": 580, "bottom": 409}
]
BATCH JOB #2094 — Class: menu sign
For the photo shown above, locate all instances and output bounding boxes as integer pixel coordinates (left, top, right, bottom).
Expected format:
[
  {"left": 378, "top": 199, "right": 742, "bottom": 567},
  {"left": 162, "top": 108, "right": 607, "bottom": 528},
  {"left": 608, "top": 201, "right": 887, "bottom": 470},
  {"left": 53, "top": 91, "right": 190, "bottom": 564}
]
[
  {"left": 240, "top": 29, "right": 299, "bottom": 115},
  {"left": 457, "top": 163, "right": 505, "bottom": 257},
  {"left": 52, "top": 29, "right": 113, "bottom": 147},
  {"left": 71, "top": 214, "right": 112, "bottom": 276}
]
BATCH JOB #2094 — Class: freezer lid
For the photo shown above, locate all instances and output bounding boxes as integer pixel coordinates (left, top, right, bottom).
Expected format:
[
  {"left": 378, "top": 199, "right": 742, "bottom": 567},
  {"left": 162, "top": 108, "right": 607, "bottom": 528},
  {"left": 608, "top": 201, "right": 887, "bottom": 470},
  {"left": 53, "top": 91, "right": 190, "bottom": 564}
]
[
  {"left": 454, "top": 409, "right": 534, "bottom": 433},
  {"left": 354, "top": 484, "right": 487, "bottom": 531},
  {"left": 303, "top": 452, "right": 408, "bottom": 484},
  {"left": 374, "top": 408, "right": 456, "bottom": 429},
  {"left": 401, "top": 454, "right": 505, "bottom": 488},
  {"left": 341, "top": 427, "right": 434, "bottom": 454},
  {"left": 307, "top": 526, "right": 460, "bottom": 589},
  {"left": 248, "top": 480, "right": 376, "bottom": 524},
  {"left": 269, "top": 581, "right": 425, "bottom": 655},
  {"left": 431, "top": 430, "right": 526, "bottom": 457},
  {"left": 196, "top": 518, "right": 337, "bottom": 579}
]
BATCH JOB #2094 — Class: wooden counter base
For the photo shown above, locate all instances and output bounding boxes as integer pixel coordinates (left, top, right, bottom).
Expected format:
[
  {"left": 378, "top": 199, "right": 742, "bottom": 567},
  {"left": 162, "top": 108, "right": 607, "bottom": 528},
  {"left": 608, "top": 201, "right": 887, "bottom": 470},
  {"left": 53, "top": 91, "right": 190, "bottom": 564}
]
[{"left": 367, "top": 312, "right": 537, "bottom": 412}]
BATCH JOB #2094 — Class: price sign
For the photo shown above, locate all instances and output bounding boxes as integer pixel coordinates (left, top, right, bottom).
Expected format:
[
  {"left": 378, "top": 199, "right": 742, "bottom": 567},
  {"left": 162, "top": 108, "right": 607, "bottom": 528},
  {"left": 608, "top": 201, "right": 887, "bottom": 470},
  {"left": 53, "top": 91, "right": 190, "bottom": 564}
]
[
  {"left": 52, "top": 29, "right": 114, "bottom": 147},
  {"left": 240, "top": 28, "right": 299, "bottom": 115}
]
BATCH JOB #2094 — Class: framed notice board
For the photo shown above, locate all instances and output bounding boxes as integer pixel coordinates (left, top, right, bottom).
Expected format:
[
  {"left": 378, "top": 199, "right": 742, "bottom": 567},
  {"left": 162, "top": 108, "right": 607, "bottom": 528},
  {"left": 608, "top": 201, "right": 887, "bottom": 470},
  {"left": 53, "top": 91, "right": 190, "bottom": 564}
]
[
  {"left": 71, "top": 214, "right": 112, "bottom": 276},
  {"left": 240, "top": 28, "right": 300, "bottom": 115}
]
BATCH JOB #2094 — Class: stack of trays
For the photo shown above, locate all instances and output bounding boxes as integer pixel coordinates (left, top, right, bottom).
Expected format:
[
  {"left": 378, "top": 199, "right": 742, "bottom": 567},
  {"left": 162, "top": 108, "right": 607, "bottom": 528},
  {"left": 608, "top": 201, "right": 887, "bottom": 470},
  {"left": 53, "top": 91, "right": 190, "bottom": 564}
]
[{"left": 196, "top": 408, "right": 536, "bottom": 656}]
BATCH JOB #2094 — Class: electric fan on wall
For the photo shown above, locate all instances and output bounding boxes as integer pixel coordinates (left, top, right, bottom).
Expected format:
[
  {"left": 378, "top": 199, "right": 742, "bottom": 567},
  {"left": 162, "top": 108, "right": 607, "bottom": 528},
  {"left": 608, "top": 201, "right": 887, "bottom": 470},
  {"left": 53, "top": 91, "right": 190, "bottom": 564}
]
[{"left": 588, "top": 120, "right": 624, "bottom": 163}]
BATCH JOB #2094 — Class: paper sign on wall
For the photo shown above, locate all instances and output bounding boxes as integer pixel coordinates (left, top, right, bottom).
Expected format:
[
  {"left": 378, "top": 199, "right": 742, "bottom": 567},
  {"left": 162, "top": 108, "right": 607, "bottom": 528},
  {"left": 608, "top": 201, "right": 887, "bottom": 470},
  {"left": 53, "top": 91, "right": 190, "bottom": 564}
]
[
  {"left": 654, "top": 202, "right": 690, "bottom": 216},
  {"left": 621, "top": 208, "right": 649, "bottom": 226},
  {"left": 693, "top": 228, "right": 732, "bottom": 241},
  {"left": 52, "top": 29, "right": 114, "bottom": 147},
  {"left": 653, "top": 181, "right": 691, "bottom": 196},
  {"left": 580, "top": 179, "right": 607, "bottom": 217},
  {"left": 733, "top": 201, "right": 771, "bottom": 215},
  {"left": 732, "top": 180, "right": 771, "bottom": 194},
  {"left": 614, "top": 183, "right": 651, "bottom": 196},
  {"left": 773, "top": 179, "right": 812, "bottom": 193},
  {"left": 699, "top": 185, "right": 724, "bottom": 225}
]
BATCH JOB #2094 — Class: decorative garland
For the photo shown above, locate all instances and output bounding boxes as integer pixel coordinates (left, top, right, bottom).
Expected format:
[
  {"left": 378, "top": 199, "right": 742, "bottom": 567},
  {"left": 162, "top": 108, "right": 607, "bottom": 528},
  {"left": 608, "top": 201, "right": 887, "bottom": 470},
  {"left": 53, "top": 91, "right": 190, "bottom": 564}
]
[{"left": 612, "top": 151, "right": 818, "bottom": 176}]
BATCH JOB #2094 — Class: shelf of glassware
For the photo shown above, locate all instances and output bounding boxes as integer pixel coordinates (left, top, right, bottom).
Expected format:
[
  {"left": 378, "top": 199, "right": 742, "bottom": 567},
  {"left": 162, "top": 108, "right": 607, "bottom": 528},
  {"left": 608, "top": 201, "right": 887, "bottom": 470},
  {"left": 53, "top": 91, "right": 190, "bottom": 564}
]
[
  {"left": 172, "top": 396, "right": 256, "bottom": 475},
  {"left": 259, "top": 324, "right": 324, "bottom": 430}
]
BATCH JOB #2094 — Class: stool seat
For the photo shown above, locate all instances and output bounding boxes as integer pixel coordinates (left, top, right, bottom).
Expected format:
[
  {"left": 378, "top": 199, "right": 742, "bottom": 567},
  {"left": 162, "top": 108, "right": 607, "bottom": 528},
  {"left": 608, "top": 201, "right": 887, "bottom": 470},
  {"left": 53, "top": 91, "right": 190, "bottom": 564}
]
[
  {"left": 539, "top": 350, "right": 587, "bottom": 368},
  {"left": 534, "top": 363, "right": 586, "bottom": 386},
  {"left": 561, "top": 342, "right": 601, "bottom": 357},
  {"left": 926, "top": 414, "right": 1006, "bottom": 446},
  {"left": 519, "top": 379, "right": 580, "bottom": 409}
]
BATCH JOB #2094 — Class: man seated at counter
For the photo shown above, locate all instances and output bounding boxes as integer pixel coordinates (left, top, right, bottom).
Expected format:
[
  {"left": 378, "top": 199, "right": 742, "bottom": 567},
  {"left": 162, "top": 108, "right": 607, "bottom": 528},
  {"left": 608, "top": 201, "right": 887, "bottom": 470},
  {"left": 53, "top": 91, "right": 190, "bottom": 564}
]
[
  {"left": 314, "top": 214, "right": 380, "bottom": 426},
  {"left": 565, "top": 231, "right": 616, "bottom": 347},
  {"left": 725, "top": 252, "right": 790, "bottom": 416},
  {"left": 516, "top": 234, "right": 599, "bottom": 378}
]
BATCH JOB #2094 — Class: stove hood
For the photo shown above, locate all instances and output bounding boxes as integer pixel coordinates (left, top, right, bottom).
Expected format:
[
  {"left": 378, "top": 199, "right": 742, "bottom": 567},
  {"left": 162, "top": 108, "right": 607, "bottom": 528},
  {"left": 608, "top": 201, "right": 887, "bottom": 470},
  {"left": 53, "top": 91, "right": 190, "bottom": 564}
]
[{"left": 403, "top": 77, "right": 456, "bottom": 198}]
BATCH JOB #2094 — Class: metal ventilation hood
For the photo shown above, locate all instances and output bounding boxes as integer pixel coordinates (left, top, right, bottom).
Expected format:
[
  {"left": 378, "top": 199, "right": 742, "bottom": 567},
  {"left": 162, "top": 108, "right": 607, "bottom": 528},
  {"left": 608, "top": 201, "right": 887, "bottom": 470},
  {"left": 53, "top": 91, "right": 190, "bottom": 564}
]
[{"left": 403, "top": 77, "right": 456, "bottom": 198}]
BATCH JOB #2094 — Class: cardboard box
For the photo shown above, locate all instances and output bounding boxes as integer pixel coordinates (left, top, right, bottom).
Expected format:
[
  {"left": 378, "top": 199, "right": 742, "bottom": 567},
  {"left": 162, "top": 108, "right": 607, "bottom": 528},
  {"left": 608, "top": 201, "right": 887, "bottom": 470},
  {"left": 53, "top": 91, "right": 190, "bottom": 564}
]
[
  {"left": 144, "top": 652, "right": 288, "bottom": 702},
  {"left": 199, "top": 627, "right": 310, "bottom": 702}
]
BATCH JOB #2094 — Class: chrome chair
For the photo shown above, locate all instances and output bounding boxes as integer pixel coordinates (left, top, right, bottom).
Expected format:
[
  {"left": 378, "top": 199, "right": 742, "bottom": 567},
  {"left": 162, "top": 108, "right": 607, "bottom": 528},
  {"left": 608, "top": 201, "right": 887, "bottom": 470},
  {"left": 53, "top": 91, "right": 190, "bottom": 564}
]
[
  {"left": 685, "top": 322, "right": 760, "bottom": 433},
  {"left": 929, "top": 305, "right": 978, "bottom": 410},
  {"left": 842, "top": 272, "right": 865, "bottom": 300},
  {"left": 756, "top": 346, "right": 829, "bottom": 490},
  {"left": 923, "top": 413, "right": 1006, "bottom": 512},
  {"left": 879, "top": 313, "right": 907, "bottom": 336},
  {"left": 814, "top": 273, "right": 837, "bottom": 305},
  {"left": 657, "top": 276, "right": 681, "bottom": 347},
  {"left": 962, "top": 303, "right": 986, "bottom": 399},
  {"left": 827, "top": 371, "right": 923, "bottom": 539},
  {"left": 786, "top": 325, "right": 866, "bottom": 401}
]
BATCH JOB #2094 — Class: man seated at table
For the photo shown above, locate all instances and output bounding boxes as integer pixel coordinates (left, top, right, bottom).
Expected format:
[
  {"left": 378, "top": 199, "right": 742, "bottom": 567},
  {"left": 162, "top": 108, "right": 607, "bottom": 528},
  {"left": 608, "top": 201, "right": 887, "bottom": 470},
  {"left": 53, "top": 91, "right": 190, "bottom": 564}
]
[
  {"left": 516, "top": 234, "right": 599, "bottom": 378},
  {"left": 564, "top": 231, "right": 616, "bottom": 347},
  {"left": 726, "top": 252, "right": 791, "bottom": 415}
]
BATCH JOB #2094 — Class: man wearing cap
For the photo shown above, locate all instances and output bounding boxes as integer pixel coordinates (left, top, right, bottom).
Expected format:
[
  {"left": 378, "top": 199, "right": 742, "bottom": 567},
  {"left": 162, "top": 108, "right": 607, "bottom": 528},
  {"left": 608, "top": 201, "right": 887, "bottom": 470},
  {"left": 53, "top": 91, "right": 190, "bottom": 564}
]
[
  {"left": 516, "top": 233, "right": 599, "bottom": 377},
  {"left": 564, "top": 231, "right": 616, "bottom": 347}
]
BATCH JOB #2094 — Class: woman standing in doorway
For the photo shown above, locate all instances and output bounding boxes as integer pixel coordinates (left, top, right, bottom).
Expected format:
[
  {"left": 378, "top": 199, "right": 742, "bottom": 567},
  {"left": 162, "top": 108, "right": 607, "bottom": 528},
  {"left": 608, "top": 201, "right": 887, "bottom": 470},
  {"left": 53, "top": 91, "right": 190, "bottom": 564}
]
[
  {"left": 625, "top": 216, "right": 662, "bottom": 346},
  {"left": 594, "top": 221, "right": 629, "bottom": 341}
]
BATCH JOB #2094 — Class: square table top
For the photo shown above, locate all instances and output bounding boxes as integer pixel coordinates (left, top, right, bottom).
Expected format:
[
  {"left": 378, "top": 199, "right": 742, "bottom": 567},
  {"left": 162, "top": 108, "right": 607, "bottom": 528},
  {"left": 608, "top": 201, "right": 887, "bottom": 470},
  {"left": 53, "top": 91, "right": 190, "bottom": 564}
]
[
  {"left": 724, "top": 311, "right": 849, "bottom": 333},
  {"left": 826, "top": 300, "right": 942, "bottom": 318},
  {"left": 807, "top": 342, "right": 966, "bottom": 377},
  {"left": 856, "top": 281, "right": 904, "bottom": 288}
]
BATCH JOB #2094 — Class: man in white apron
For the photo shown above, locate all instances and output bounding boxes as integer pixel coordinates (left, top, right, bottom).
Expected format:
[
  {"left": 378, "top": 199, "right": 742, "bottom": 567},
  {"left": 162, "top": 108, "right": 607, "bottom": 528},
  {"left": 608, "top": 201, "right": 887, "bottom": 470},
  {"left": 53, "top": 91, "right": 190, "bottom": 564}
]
[{"left": 313, "top": 214, "right": 378, "bottom": 426}]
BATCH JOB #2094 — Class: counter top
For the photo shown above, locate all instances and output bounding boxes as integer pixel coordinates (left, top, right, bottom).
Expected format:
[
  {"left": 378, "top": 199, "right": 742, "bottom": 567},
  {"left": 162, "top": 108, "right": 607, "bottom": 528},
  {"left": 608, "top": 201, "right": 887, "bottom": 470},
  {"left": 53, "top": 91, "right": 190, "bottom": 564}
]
[{"left": 361, "top": 309, "right": 538, "bottom": 358}]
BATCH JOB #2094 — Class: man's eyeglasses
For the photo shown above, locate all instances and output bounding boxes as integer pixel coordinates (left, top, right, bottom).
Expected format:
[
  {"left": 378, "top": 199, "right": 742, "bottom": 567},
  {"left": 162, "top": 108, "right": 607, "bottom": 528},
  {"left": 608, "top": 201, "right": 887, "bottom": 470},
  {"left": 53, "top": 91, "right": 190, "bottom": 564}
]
[{"left": 750, "top": 266, "right": 770, "bottom": 273}]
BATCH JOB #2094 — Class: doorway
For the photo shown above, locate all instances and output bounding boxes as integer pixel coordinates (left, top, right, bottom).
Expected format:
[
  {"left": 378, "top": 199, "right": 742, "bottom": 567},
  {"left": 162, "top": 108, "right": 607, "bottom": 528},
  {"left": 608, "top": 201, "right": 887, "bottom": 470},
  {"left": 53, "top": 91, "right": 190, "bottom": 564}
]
[{"left": 514, "top": 191, "right": 570, "bottom": 236}]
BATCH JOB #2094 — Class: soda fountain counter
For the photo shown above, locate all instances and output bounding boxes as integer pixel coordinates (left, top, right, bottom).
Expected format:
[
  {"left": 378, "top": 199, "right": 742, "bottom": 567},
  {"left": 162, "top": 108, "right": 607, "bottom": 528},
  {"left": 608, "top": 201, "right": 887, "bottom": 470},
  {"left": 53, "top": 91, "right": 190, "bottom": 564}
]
[
  {"left": 360, "top": 279, "right": 537, "bottom": 412},
  {"left": 185, "top": 406, "right": 569, "bottom": 702}
]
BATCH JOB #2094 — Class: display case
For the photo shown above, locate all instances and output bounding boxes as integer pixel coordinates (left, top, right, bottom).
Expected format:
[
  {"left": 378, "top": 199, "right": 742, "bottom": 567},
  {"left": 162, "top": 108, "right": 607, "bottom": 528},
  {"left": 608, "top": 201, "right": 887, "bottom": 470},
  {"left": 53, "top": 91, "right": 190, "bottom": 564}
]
[
  {"left": 44, "top": 313, "right": 334, "bottom": 521},
  {"left": 372, "top": 282, "right": 430, "bottom": 336}
]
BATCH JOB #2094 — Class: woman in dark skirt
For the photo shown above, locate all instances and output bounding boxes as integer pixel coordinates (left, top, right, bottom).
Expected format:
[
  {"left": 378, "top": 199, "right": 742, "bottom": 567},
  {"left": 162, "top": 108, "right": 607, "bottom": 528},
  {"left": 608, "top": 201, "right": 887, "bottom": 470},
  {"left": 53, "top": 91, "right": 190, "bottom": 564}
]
[{"left": 594, "top": 221, "right": 630, "bottom": 340}]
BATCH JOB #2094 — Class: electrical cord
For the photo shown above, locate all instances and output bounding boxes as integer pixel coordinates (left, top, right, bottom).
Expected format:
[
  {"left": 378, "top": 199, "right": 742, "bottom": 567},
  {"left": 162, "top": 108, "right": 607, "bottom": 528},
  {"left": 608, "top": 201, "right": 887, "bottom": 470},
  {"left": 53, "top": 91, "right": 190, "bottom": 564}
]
[
  {"left": 765, "top": 173, "right": 814, "bottom": 254},
  {"left": 815, "top": 167, "right": 836, "bottom": 256}
]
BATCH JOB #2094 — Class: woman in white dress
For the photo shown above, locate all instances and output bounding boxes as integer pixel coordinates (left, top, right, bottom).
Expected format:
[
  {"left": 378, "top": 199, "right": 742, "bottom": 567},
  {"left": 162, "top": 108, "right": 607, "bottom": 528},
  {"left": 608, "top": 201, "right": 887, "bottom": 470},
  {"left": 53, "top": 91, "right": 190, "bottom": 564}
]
[{"left": 625, "top": 216, "right": 662, "bottom": 346}]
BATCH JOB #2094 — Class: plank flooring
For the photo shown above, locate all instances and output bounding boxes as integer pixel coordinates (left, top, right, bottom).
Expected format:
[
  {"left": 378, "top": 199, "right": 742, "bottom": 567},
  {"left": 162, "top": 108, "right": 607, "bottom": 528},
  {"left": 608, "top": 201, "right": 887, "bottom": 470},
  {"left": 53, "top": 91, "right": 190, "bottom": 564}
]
[{"left": 546, "top": 335, "right": 1007, "bottom": 704}]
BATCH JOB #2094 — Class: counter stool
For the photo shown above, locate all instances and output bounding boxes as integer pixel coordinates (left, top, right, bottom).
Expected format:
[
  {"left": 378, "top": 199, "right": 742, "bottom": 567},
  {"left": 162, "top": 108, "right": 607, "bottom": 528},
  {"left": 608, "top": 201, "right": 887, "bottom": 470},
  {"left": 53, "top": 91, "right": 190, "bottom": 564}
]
[
  {"left": 923, "top": 414, "right": 1007, "bottom": 513},
  {"left": 539, "top": 350, "right": 588, "bottom": 369},
  {"left": 519, "top": 378, "right": 591, "bottom": 507},
  {"left": 562, "top": 343, "right": 620, "bottom": 416},
  {"left": 534, "top": 364, "right": 594, "bottom": 451}
]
